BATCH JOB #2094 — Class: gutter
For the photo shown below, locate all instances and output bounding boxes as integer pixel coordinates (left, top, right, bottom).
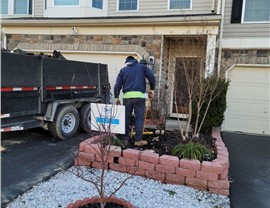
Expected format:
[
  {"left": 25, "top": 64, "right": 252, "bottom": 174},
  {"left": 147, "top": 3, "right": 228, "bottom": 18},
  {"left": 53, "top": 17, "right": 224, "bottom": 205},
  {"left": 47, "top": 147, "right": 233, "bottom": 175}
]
[
  {"left": 1, "top": 15, "right": 222, "bottom": 27},
  {"left": 217, "top": 0, "right": 225, "bottom": 76}
]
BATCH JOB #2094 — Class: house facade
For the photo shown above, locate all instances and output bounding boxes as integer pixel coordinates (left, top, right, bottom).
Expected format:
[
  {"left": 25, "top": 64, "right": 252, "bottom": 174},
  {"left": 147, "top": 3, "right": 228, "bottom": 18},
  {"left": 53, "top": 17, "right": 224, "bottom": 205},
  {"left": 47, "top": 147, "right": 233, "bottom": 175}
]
[{"left": 1, "top": 0, "right": 269, "bottom": 134}]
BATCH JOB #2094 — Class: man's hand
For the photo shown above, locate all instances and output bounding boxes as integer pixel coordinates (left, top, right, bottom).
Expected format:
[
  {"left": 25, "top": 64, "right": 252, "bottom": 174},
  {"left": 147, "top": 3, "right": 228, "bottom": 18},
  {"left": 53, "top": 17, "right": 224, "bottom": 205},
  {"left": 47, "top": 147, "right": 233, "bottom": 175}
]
[
  {"left": 148, "top": 90, "right": 154, "bottom": 99},
  {"left": 115, "top": 98, "right": 121, "bottom": 105}
]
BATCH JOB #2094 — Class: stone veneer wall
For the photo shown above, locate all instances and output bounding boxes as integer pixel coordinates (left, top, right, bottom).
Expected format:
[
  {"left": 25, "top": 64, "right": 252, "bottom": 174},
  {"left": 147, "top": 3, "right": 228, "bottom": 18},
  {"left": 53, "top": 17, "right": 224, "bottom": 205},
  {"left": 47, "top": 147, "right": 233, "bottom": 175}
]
[
  {"left": 75, "top": 128, "right": 230, "bottom": 196},
  {"left": 220, "top": 49, "right": 270, "bottom": 76}
]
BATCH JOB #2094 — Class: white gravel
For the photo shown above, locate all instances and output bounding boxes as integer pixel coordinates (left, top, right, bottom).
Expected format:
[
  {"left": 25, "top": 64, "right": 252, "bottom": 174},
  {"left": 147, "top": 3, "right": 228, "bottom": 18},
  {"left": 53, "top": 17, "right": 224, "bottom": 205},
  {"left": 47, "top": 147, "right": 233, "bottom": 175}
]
[{"left": 6, "top": 166, "right": 230, "bottom": 208}]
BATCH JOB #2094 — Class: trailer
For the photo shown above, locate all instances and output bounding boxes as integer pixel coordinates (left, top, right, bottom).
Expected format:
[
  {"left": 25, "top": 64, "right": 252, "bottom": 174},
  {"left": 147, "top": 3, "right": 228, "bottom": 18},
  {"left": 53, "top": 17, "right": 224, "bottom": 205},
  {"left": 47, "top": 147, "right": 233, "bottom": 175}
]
[{"left": 1, "top": 50, "right": 110, "bottom": 140}]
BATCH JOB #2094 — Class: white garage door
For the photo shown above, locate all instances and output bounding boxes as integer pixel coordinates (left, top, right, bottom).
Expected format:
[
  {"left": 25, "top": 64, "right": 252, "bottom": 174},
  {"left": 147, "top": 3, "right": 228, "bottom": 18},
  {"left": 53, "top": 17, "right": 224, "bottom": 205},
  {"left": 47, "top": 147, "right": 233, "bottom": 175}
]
[
  {"left": 61, "top": 52, "right": 141, "bottom": 101},
  {"left": 223, "top": 65, "right": 270, "bottom": 135}
]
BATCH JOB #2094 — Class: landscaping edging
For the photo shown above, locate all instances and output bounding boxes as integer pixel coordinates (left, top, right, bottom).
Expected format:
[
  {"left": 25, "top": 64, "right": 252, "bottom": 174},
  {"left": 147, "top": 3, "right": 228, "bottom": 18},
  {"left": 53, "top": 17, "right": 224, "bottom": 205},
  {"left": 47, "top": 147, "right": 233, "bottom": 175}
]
[{"left": 75, "top": 128, "right": 230, "bottom": 196}]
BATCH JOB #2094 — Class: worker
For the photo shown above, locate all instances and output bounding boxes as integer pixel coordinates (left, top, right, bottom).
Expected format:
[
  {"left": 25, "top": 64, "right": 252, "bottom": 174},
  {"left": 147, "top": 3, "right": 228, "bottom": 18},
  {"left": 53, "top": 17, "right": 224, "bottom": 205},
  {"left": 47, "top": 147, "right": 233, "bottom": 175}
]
[{"left": 114, "top": 56, "right": 155, "bottom": 146}]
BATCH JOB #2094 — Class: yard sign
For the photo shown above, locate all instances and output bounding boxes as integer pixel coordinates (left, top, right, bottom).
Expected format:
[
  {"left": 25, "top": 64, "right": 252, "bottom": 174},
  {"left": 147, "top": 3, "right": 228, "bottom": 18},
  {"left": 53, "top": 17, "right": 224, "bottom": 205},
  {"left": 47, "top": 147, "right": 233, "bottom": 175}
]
[{"left": 91, "top": 103, "right": 125, "bottom": 134}]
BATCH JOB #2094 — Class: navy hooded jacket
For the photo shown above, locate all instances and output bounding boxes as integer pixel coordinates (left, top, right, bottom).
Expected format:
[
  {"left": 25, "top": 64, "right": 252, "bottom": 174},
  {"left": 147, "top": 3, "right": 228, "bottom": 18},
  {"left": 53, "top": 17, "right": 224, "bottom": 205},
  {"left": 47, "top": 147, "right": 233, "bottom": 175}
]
[{"left": 114, "top": 58, "right": 155, "bottom": 99}]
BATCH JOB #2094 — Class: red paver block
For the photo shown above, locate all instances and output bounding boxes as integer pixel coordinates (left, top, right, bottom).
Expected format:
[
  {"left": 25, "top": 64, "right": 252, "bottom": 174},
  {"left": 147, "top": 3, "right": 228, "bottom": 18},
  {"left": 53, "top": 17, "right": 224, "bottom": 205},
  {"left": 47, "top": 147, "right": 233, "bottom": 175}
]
[
  {"left": 201, "top": 161, "right": 223, "bottom": 174},
  {"left": 78, "top": 152, "right": 95, "bottom": 162},
  {"left": 92, "top": 161, "right": 108, "bottom": 169},
  {"left": 79, "top": 141, "right": 88, "bottom": 152},
  {"left": 189, "top": 185, "right": 207, "bottom": 191},
  {"left": 159, "top": 155, "right": 180, "bottom": 167},
  {"left": 127, "top": 167, "right": 146, "bottom": 176},
  {"left": 208, "top": 188, "right": 230, "bottom": 196},
  {"left": 186, "top": 177, "right": 207, "bottom": 188},
  {"left": 140, "top": 151, "right": 159, "bottom": 164},
  {"left": 208, "top": 179, "right": 230, "bottom": 189},
  {"left": 119, "top": 157, "right": 137, "bottom": 167},
  {"left": 85, "top": 144, "right": 101, "bottom": 155},
  {"left": 213, "top": 158, "right": 229, "bottom": 170},
  {"left": 109, "top": 163, "right": 127, "bottom": 173},
  {"left": 219, "top": 169, "right": 229, "bottom": 180},
  {"left": 196, "top": 171, "right": 218, "bottom": 181},
  {"left": 166, "top": 173, "right": 185, "bottom": 184},
  {"left": 217, "top": 146, "right": 228, "bottom": 152},
  {"left": 74, "top": 157, "right": 91, "bottom": 166},
  {"left": 217, "top": 153, "right": 229, "bottom": 161},
  {"left": 122, "top": 148, "right": 140, "bottom": 160},
  {"left": 96, "top": 155, "right": 114, "bottom": 163},
  {"left": 145, "top": 170, "right": 165, "bottom": 181},
  {"left": 155, "top": 164, "right": 175, "bottom": 174},
  {"left": 215, "top": 141, "right": 225, "bottom": 147},
  {"left": 217, "top": 150, "right": 229, "bottom": 156},
  {"left": 175, "top": 167, "right": 196, "bottom": 178},
  {"left": 107, "top": 145, "right": 122, "bottom": 157},
  {"left": 138, "top": 161, "right": 155, "bottom": 171},
  {"left": 180, "top": 159, "right": 201, "bottom": 171}
]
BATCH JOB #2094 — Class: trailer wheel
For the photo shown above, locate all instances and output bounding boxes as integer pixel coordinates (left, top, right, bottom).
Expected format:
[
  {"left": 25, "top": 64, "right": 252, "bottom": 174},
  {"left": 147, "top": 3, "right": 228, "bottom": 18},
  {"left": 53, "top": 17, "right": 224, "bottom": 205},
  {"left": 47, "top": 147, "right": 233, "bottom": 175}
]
[
  {"left": 80, "top": 103, "right": 92, "bottom": 133},
  {"left": 50, "top": 105, "right": 79, "bottom": 140}
]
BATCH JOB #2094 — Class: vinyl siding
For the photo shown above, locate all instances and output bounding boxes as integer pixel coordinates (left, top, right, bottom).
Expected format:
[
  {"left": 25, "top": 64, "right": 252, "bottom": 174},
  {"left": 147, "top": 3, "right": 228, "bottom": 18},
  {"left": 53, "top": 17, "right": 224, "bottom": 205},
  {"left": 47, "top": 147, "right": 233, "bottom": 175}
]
[
  {"left": 34, "top": 0, "right": 44, "bottom": 17},
  {"left": 223, "top": 0, "right": 270, "bottom": 38},
  {"left": 108, "top": 0, "right": 215, "bottom": 16}
]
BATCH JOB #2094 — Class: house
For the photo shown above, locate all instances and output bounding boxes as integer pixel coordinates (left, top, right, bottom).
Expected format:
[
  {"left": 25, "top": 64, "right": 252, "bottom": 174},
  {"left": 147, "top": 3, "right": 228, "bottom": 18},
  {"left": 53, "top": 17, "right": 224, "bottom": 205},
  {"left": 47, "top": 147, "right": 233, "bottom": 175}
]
[
  {"left": 1, "top": 0, "right": 269, "bottom": 135},
  {"left": 220, "top": 0, "right": 270, "bottom": 135}
]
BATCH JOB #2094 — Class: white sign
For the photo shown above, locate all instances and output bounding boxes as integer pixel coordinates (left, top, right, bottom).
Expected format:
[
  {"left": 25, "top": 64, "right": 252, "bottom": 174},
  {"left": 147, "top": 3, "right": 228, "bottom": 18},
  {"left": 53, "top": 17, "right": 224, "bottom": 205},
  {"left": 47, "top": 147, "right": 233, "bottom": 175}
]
[{"left": 91, "top": 103, "right": 125, "bottom": 134}]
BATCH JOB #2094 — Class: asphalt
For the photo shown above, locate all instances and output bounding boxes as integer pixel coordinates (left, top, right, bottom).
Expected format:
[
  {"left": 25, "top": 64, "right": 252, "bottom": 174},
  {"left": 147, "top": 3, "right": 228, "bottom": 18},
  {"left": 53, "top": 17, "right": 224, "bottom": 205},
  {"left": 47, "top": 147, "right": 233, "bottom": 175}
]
[
  {"left": 1, "top": 129, "right": 90, "bottom": 208},
  {"left": 222, "top": 131, "right": 270, "bottom": 208}
]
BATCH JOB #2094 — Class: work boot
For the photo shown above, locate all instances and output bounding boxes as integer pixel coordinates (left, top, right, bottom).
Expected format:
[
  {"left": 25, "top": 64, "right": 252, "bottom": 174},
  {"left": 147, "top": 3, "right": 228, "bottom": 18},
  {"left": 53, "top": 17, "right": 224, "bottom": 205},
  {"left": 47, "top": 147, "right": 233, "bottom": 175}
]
[{"left": 134, "top": 140, "right": 148, "bottom": 147}]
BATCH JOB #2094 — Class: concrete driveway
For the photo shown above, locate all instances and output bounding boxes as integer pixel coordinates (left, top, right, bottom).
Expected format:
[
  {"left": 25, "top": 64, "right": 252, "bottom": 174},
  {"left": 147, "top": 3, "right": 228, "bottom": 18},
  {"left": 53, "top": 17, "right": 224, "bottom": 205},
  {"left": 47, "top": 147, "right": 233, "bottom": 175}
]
[{"left": 222, "top": 132, "right": 270, "bottom": 208}]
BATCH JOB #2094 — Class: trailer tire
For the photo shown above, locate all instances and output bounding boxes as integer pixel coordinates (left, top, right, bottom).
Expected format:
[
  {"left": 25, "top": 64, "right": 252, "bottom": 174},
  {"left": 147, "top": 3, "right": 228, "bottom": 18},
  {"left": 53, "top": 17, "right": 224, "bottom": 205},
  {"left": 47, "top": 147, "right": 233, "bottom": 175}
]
[
  {"left": 80, "top": 103, "right": 92, "bottom": 133},
  {"left": 50, "top": 105, "right": 79, "bottom": 140}
]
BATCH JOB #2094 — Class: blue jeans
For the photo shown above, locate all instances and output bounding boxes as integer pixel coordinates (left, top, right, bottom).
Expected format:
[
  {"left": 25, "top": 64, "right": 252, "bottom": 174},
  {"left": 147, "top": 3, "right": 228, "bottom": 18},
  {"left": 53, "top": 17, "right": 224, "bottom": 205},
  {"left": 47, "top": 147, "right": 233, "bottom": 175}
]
[{"left": 123, "top": 98, "right": 145, "bottom": 141}]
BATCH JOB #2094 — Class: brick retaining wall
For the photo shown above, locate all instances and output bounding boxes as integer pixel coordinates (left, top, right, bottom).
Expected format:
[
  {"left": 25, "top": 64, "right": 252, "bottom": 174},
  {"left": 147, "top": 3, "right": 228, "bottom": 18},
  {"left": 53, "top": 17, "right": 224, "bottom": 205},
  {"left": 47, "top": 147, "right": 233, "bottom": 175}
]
[{"left": 75, "top": 128, "right": 230, "bottom": 196}]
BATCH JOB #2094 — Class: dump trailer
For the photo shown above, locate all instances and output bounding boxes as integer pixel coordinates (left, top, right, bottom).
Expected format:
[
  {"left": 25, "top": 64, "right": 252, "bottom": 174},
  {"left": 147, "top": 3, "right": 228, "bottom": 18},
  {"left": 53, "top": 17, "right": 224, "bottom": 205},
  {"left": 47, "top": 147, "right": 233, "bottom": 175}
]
[{"left": 1, "top": 50, "right": 110, "bottom": 140}]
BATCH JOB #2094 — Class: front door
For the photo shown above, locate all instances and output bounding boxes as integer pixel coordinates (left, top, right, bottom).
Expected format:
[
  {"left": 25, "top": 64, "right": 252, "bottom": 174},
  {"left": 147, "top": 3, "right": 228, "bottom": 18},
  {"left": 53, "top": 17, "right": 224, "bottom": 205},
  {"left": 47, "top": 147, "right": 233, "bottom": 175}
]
[{"left": 170, "top": 57, "right": 201, "bottom": 118}]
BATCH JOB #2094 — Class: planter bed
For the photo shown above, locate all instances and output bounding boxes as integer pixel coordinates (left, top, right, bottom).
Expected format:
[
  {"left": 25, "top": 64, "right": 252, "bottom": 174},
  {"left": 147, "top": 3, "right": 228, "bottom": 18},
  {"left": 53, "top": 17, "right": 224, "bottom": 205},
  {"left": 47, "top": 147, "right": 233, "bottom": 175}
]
[{"left": 75, "top": 128, "right": 229, "bottom": 196}]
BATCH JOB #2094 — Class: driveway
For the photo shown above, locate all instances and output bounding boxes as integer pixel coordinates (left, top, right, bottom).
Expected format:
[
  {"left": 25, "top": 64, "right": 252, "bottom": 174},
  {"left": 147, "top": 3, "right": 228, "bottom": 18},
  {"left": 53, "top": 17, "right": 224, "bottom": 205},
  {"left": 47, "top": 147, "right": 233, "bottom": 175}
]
[
  {"left": 1, "top": 129, "right": 91, "bottom": 208},
  {"left": 222, "top": 132, "right": 270, "bottom": 208}
]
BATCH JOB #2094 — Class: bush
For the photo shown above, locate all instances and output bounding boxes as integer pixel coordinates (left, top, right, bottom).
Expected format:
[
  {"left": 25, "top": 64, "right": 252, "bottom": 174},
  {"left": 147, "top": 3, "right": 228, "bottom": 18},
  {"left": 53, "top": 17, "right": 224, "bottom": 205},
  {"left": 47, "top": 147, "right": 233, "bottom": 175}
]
[
  {"left": 172, "top": 142, "right": 214, "bottom": 161},
  {"left": 191, "top": 78, "right": 229, "bottom": 133}
]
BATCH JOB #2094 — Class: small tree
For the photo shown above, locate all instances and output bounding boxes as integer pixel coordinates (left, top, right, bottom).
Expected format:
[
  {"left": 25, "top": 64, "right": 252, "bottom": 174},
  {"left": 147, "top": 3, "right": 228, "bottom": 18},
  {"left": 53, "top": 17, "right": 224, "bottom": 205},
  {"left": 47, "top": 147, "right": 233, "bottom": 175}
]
[
  {"left": 168, "top": 33, "right": 228, "bottom": 140},
  {"left": 71, "top": 103, "right": 134, "bottom": 208}
]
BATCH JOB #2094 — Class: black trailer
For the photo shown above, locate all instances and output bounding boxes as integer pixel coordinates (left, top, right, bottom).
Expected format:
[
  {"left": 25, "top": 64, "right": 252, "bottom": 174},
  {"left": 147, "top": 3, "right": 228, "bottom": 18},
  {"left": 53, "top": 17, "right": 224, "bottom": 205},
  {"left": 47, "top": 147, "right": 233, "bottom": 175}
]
[{"left": 1, "top": 50, "right": 110, "bottom": 140}]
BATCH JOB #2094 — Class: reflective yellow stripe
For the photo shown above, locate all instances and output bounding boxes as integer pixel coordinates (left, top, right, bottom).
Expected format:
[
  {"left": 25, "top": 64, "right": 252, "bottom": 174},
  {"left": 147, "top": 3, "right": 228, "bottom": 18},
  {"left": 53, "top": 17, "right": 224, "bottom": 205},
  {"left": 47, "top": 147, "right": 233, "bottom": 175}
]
[{"left": 123, "top": 91, "right": 145, "bottom": 98}]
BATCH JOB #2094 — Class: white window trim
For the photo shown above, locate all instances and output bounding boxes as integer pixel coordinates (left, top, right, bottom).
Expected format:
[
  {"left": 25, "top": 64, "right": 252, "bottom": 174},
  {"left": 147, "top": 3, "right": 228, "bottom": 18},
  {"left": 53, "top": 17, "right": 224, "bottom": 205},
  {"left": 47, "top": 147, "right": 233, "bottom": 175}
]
[
  {"left": 1, "top": 0, "right": 33, "bottom": 16},
  {"left": 117, "top": 0, "right": 139, "bottom": 12},
  {"left": 241, "top": 0, "right": 270, "bottom": 23},
  {"left": 167, "top": 0, "right": 192, "bottom": 11},
  {"left": 91, "top": 0, "right": 103, "bottom": 10},
  {"left": 53, "top": 0, "right": 80, "bottom": 7}
]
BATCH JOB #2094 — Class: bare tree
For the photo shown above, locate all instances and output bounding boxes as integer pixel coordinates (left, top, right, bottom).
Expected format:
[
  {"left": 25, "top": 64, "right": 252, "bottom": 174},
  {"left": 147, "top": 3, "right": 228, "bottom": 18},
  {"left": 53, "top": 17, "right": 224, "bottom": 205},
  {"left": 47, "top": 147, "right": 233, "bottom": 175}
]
[{"left": 71, "top": 103, "right": 134, "bottom": 208}]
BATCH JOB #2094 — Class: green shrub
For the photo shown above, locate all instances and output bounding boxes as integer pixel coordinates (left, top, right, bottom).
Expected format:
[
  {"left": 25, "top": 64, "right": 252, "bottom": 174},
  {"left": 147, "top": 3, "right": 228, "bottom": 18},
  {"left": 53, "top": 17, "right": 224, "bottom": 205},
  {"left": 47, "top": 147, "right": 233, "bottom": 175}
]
[
  {"left": 191, "top": 78, "right": 229, "bottom": 133},
  {"left": 172, "top": 142, "right": 214, "bottom": 161}
]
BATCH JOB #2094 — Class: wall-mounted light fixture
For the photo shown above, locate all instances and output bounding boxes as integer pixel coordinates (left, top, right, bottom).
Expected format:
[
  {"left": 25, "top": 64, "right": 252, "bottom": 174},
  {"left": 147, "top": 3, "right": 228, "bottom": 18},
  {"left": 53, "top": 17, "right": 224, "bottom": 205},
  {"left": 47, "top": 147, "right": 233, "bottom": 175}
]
[{"left": 71, "top": 27, "right": 78, "bottom": 34}]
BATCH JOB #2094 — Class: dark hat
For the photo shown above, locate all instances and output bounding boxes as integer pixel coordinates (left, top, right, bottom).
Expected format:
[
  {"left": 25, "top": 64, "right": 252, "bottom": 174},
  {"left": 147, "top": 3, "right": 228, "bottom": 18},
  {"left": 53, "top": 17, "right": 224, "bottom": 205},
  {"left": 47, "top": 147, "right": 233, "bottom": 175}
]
[
  {"left": 125, "top": 56, "right": 135, "bottom": 63},
  {"left": 139, "top": 59, "right": 148, "bottom": 65}
]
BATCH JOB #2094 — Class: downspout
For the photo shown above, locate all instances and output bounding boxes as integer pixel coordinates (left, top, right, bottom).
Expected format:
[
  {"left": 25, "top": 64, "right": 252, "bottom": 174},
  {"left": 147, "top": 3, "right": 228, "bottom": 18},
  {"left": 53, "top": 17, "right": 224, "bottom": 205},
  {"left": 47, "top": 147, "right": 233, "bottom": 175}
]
[
  {"left": 217, "top": 0, "right": 226, "bottom": 76},
  {"left": 211, "top": 0, "right": 215, "bottom": 12},
  {"left": 1, "top": 28, "right": 7, "bottom": 49}
]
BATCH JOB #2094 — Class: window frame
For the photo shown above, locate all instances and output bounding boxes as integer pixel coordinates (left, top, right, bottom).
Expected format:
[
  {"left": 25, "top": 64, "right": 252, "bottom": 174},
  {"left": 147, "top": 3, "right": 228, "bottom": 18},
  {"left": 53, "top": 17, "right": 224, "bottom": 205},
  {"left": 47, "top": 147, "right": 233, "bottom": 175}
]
[
  {"left": 91, "top": 0, "right": 103, "bottom": 10},
  {"left": 53, "top": 0, "right": 80, "bottom": 7},
  {"left": 1, "top": 0, "right": 32, "bottom": 15},
  {"left": 241, "top": 0, "right": 270, "bottom": 23},
  {"left": 117, "top": 0, "right": 139, "bottom": 12},
  {"left": 168, "top": 0, "right": 192, "bottom": 10}
]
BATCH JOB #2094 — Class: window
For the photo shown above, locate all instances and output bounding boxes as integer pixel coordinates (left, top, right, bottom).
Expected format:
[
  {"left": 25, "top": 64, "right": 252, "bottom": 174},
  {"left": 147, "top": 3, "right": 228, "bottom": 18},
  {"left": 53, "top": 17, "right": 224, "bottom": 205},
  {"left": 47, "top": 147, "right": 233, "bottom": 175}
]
[
  {"left": 1, "top": 0, "right": 32, "bottom": 15},
  {"left": 1, "top": 0, "right": 8, "bottom": 14},
  {"left": 118, "top": 0, "right": 138, "bottom": 11},
  {"left": 231, "top": 0, "right": 269, "bottom": 23},
  {"left": 243, "top": 0, "right": 270, "bottom": 22},
  {"left": 169, "top": 0, "right": 191, "bottom": 9},
  {"left": 92, "top": 0, "right": 103, "bottom": 9},
  {"left": 54, "top": 0, "right": 79, "bottom": 6}
]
